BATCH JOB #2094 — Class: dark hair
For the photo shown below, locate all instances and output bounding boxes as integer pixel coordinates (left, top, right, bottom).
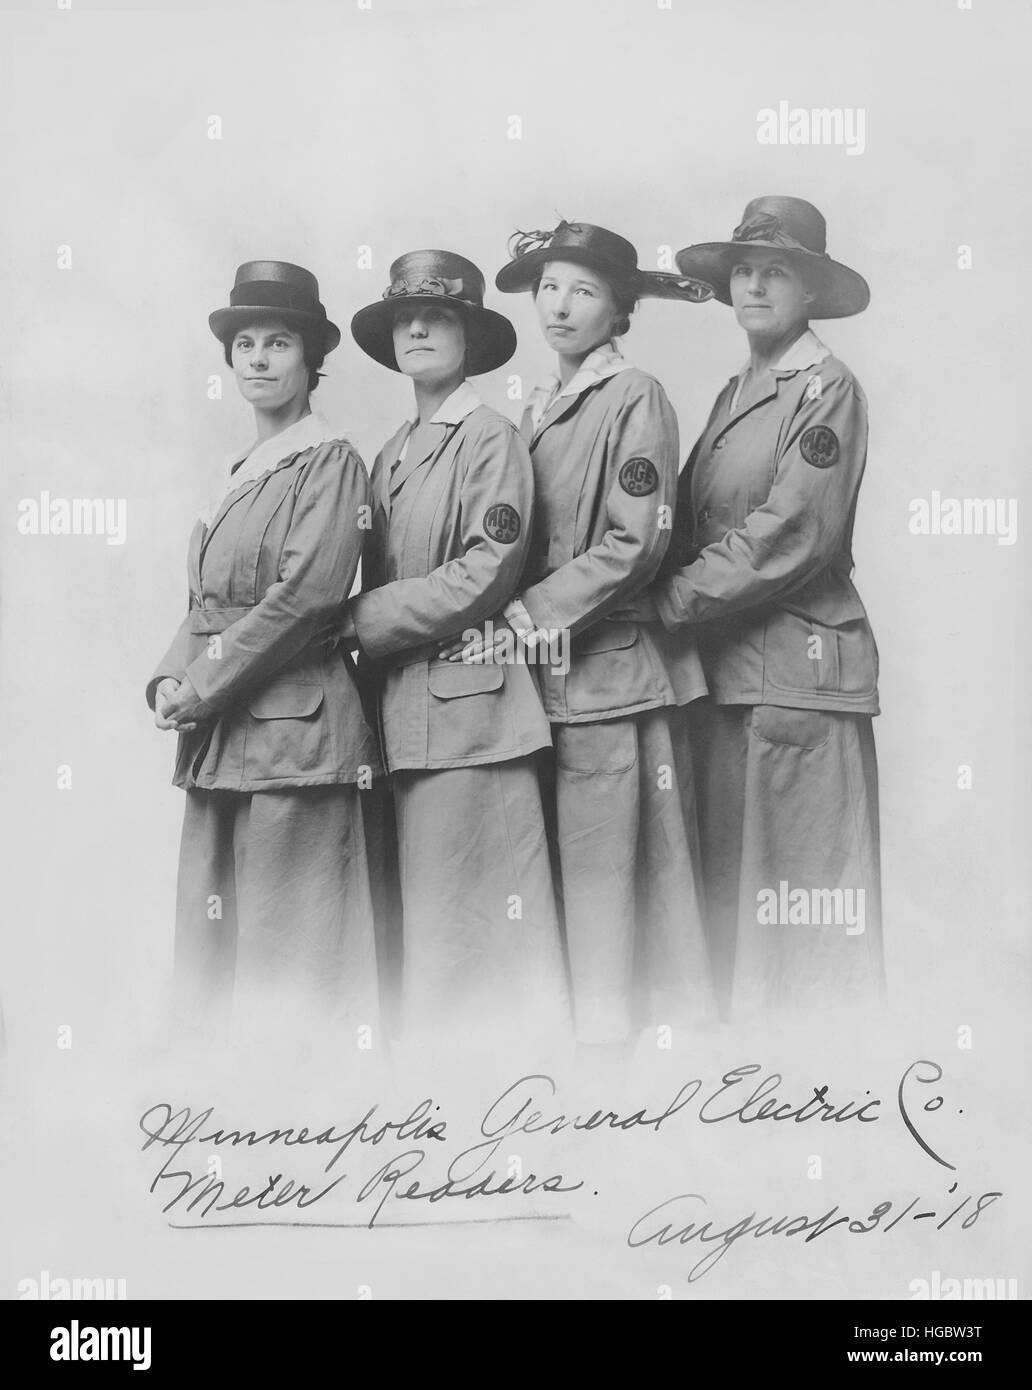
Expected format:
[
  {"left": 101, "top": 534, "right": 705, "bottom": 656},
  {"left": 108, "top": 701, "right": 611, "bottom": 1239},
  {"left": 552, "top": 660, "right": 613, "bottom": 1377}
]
[
  {"left": 222, "top": 321, "right": 326, "bottom": 392},
  {"left": 531, "top": 268, "right": 638, "bottom": 337}
]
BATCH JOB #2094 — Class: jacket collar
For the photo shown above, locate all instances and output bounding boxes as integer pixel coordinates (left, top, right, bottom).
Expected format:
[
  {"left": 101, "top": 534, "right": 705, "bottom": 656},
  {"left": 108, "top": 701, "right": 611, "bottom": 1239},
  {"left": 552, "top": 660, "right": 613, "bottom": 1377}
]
[
  {"left": 385, "top": 380, "right": 482, "bottom": 508},
  {"left": 727, "top": 328, "right": 830, "bottom": 413},
  {"left": 200, "top": 410, "right": 339, "bottom": 526},
  {"left": 424, "top": 379, "right": 483, "bottom": 426},
  {"left": 397, "top": 380, "right": 482, "bottom": 461},
  {"left": 528, "top": 339, "right": 629, "bottom": 431}
]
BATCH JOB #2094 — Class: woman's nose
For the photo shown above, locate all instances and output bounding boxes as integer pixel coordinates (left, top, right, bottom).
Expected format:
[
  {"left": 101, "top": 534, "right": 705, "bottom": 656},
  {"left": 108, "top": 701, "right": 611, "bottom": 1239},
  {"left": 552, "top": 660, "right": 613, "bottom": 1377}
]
[{"left": 409, "top": 317, "right": 428, "bottom": 336}]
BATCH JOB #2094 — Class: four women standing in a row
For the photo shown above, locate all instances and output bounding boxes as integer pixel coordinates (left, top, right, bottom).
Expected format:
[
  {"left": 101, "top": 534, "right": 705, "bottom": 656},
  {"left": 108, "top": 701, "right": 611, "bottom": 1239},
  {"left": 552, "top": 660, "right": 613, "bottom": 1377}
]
[{"left": 150, "top": 196, "right": 884, "bottom": 1047}]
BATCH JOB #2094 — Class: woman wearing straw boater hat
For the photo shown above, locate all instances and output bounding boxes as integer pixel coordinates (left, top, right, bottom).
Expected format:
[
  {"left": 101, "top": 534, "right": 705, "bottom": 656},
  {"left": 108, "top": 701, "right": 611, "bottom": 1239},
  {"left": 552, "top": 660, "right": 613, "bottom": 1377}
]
[
  {"left": 442, "top": 220, "right": 718, "bottom": 1047},
  {"left": 335, "top": 249, "right": 568, "bottom": 1040},
  {"left": 147, "top": 260, "right": 381, "bottom": 1042},
  {"left": 624, "top": 195, "right": 883, "bottom": 1017}
]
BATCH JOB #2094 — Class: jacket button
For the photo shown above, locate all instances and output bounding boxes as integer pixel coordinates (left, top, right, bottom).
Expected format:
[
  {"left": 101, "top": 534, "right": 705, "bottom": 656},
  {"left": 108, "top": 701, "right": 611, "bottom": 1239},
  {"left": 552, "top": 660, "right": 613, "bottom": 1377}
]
[
  {"left": 696, "top": 509, "right": 709, "bottom": 525},
  {"left": 714, "top": 437, "right": 726, "bottom": 449}
]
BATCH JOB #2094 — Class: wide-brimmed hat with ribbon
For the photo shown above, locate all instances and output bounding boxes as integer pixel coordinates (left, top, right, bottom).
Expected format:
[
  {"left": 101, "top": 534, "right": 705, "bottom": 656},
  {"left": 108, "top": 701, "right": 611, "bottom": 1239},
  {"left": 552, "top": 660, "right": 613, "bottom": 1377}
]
[
  {"left": 208, "top": 261, "right": 341, "bottom": 353},
  {"left": 675, "top": 196, "right": 870, "bottom": 318},
  {"left": 495, "top": 219, "right": 712, "bottom": 302},
  {"left": 351, "top": 250, "right": 517, "bottom": 375}
]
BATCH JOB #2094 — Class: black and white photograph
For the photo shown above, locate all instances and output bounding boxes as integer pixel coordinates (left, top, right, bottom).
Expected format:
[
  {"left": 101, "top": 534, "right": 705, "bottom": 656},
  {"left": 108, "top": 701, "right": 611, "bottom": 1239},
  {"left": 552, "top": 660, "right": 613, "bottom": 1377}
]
[{"left": 1, "top": 0, "right": 1028, "bottom": 1353}]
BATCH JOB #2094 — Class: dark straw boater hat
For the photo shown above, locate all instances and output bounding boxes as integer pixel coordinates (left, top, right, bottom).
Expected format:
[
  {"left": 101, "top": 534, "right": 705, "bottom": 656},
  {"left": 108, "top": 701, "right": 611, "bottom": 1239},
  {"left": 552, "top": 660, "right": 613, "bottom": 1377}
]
[
  {"left": 208, "top": 260, "right": 341, "bottom": 353},
  {"left": 351, "top": 250, "right": 517, "bottom": 375},
  {"left": 495, "top": 219, "right": 712, "bottom": 302},
  {"left": 675, "top": 196, "right": 870, "bottom": 318}
]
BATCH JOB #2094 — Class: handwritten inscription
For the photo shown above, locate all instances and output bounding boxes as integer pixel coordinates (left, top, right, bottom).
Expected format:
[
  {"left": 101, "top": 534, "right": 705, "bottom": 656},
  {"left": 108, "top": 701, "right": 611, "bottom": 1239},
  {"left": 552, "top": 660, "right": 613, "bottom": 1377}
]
[{"left": 135, "top": 1060, "right": 997, "bottom": 1265}]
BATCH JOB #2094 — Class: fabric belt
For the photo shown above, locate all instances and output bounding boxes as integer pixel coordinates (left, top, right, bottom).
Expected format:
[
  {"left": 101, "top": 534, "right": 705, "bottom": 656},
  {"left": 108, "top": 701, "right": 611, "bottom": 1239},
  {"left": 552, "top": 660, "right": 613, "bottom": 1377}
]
[{"left": 187, "top": 605, "right": 255, "bottom": 635}]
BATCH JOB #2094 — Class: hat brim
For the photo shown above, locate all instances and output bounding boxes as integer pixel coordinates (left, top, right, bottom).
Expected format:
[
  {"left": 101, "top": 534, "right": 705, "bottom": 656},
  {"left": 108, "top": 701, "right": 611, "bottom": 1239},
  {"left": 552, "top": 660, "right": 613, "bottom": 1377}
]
[
  {"left": 674, "top": 241, "right": 869, "bottom": 318},
  {"left": 350, "top": 296, "right": 517, "bottom": 375},
  {"left": 208, "top": 305, "right": 342, "bottom": 354},
  {"left": 495, "top": 248, "right": 711, "bottom": 302}
]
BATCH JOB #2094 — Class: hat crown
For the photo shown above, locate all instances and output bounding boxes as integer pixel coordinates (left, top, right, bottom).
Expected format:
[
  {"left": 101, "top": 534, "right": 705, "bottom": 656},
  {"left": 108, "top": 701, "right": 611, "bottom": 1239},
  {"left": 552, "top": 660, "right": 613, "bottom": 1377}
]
[
  {"left": 545, "top": 222, "right": 638, "bottom": 273},
  {"left": 227, "top": 260, "right": 327, "bottom": 317},
  {"left": 732, "top": 196, "right": 828, "bottom": 256},
  {"left": 209, "top": 259, "right": 340, "bottom": 355},
  {"left": 509, "top": 220, "right": 639, "bottom": 278},
  {"left": 383, "top": 250, "right": 486, "bottom": 308}
]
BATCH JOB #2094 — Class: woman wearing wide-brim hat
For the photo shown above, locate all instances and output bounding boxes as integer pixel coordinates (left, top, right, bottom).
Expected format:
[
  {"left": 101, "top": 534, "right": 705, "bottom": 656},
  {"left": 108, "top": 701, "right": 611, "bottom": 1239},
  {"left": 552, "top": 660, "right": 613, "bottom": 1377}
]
[
  {"left": 336, "top": 249, "right": 568, "bottom": 1041},
  {"left": 147, "top": 260, "right": 381, "bottom": 1043},
  {"left": 625, "top": 195, "right": 883, "bottom": 1018},
  {"left": 442, "top": 220, "right": 718, "bottom": 1047}
]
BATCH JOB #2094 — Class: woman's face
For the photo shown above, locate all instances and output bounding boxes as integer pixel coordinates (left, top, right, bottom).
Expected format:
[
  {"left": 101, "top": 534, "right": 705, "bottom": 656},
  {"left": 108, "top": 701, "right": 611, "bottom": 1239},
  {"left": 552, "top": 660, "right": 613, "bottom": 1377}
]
[
  {"left": 392, "top": 304, "right": 467, "bottom": 383},
  {"left": 729, "top": 251, "right": 815, "bottom": 340},
  {"left": 231, "top": 320, "right": 309, "bottom": 410},
  {"left": 535, "top": 261, "right": 621, "bottom": 359}
]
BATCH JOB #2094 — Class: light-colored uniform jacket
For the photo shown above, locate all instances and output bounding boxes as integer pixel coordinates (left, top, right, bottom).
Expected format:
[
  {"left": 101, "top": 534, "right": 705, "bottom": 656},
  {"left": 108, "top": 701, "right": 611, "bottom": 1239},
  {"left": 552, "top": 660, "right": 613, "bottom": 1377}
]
[
  {"left": 147, "top": 418, "right": 380, "bottom": 790},
  {"left": 517, "top": 354, "right": 706, "bottom": 723},
  {"left": 351, "top": 383, "right": 551, "bottom": 772},
  {"left": 655, "top": 330, "right": 880, "bottom": 714}
]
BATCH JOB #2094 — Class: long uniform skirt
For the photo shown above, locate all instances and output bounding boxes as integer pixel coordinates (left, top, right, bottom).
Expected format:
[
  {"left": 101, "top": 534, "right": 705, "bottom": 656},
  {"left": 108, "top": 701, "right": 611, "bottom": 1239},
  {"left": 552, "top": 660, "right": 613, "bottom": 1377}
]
[
  {"left": 391, "top": 755, "right": 569, "bottom": 1038},
  {"left": 173, "top": 785, "right": 380, "bottom": 1038},
  {"left": 549, "top": 706, "right": 717, "bottom": 1045},
  {"left": 688, "top": 699, "right": 884, "bottom": 1018}
]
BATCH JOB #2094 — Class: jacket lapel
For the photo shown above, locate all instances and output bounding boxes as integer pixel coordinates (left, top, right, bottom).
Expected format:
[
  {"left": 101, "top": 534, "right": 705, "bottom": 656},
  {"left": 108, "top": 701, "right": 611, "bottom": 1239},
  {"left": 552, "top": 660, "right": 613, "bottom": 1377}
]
[
  {"left": 719, "top": 371, "right": 791, "bottom": 435},
  {"left": 530, "top": 381, "right": 605, "bottom": 446},
  {"left": 187, "top": 521, "right": 204, "bottom": 597},
  {"left": 200, "top": 475, "right": 262, "bottom": 561},
  {"left": 377, "top": 427, "right": 409, "bottom": 518},
  {"left": 200, "top": 454, "right": 297, "bottom": 561},
  {"left": 389, "top": 422, "right": 456, "bottom": 499}
]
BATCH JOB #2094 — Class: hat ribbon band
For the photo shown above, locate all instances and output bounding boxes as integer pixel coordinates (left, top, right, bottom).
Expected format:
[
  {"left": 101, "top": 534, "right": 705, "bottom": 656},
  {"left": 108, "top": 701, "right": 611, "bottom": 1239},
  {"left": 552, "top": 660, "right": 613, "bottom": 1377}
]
[
  {"left": 228, "top": 282, "right": 323, "bottom": 314},
  {"left": 731, "top": 212, "right": 827, "bottom": 257},
  {"left": 383, "top": 275, "right": 471, "bottom": 302}
]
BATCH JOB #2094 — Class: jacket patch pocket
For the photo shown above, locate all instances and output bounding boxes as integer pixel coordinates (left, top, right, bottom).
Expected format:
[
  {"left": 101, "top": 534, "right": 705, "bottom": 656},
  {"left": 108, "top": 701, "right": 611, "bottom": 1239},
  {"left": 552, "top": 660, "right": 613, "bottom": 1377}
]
[
  {"left": 750, "top": 705, "right": 831, "bottom": 750},
  {"left": 828, "top": 618, "right": 879, "bottom": 700},
  {"left": 572, "top": 620, "right": 639, "bottom": 655},
  {"left": 427, "top": 662, "right": 504, "bottom": 699},
  {"left": 245, "top": 681, "right": 328, "bottom": 778},
  {"left": 426, "top": 661, "right": 509, "bottom": 763},
  {"left": 762, "top": 611, "right": 821, "bottom": 695},
  {"left": 557, "top": 720, "right": 638, "bottom": 774},
  {"left": 248, "top": 682, "right": 324, "bottom": 719}
]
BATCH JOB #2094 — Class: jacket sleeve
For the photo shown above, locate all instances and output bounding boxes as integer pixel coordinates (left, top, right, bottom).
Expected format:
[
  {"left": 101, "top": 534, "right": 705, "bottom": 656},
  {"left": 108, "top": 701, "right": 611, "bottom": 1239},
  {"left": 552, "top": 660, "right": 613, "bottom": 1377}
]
[
  {"left": 655, "top": 371, "right": 868, "bottom": 630},
  {"left": 145, "top": 614, "right": 192, "bottom": 710},
  {"left": 350, "top": 415, "right": 533, "bottom": 659},
  {"left": 184, "top": 441, "right": 372, "bottom": 714},
  {"left": 519, "top": 376, "right": 677, "bottom": 638},
  {"left": 146, "top": 517, "right": 207, "bottom": 709}
]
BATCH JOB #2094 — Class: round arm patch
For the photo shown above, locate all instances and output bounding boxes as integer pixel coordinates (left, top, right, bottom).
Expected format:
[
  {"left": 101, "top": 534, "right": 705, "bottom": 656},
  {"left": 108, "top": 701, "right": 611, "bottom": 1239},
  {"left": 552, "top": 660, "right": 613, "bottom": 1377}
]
[
  {"left": 799, "top": 425, "right": 840, "bottom": 469},
  {"left": 619, "top": 457, "right": 659, "bottom": 496},
  {"left": 483, "top": 502, "right": 521, "bottom": 544}
]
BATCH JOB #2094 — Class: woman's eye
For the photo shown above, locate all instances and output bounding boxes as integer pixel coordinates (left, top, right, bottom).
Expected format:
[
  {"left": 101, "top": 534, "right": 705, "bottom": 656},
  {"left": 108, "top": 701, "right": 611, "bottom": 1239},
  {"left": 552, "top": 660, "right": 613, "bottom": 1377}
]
[{"left": 575, "top": 287, "right": 592, "bottom": 296}]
